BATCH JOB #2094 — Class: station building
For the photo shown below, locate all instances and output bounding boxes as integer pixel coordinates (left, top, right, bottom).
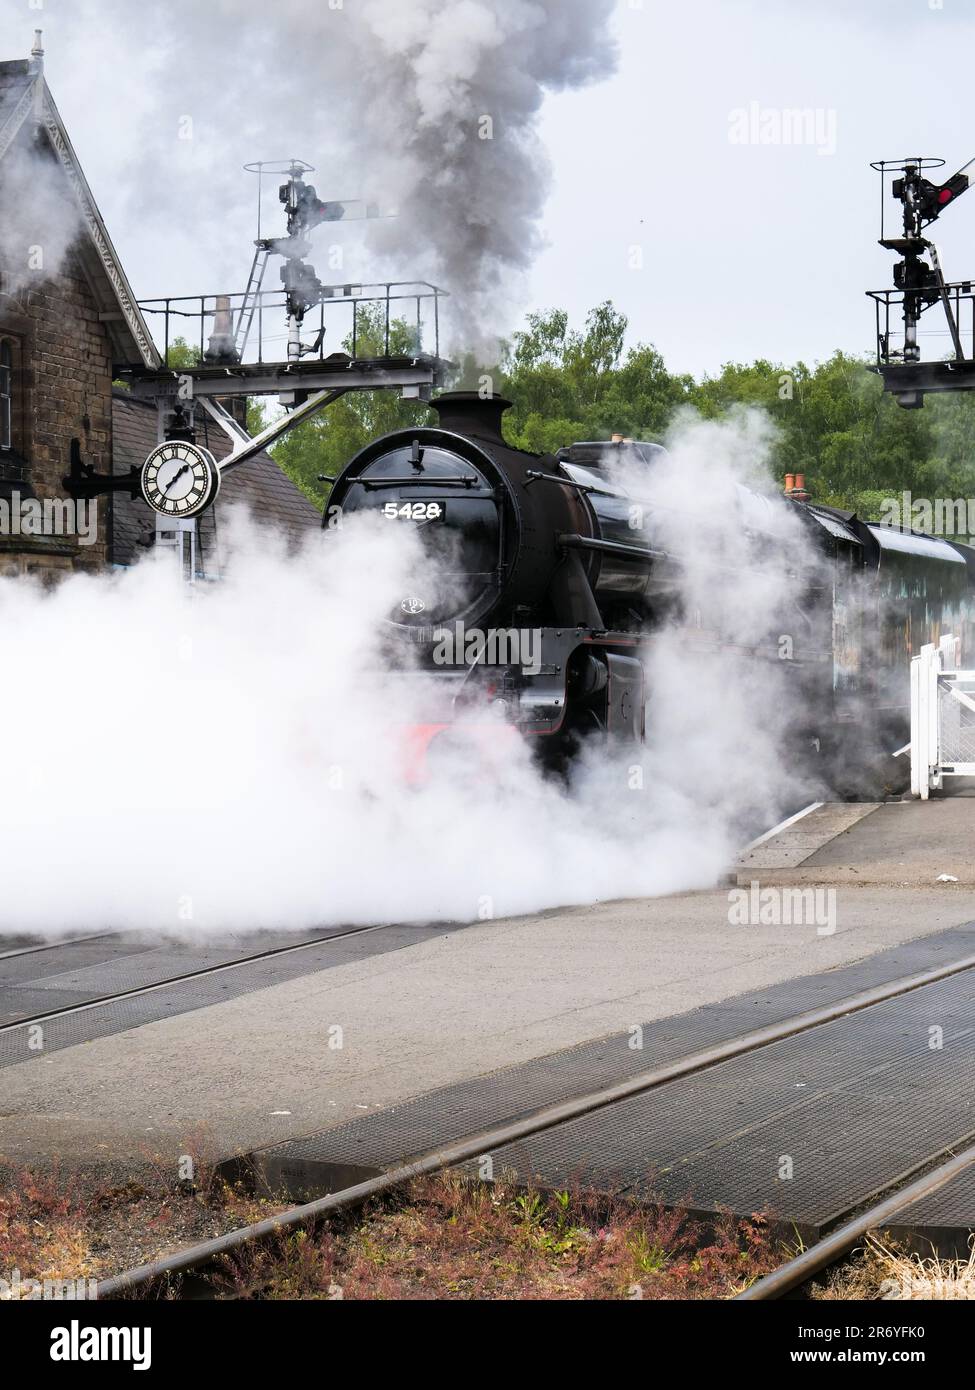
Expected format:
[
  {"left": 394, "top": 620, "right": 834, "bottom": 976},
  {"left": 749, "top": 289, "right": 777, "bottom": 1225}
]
[{"left": 0, "top": 38, "right": 318, "bottom": 582}]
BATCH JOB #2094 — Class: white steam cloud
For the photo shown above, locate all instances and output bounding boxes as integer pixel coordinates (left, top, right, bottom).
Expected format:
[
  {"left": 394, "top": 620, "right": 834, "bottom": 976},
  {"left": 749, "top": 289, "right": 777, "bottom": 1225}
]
[
  {"left": 0, "top": 141, "right": 84, "bottom": 294},
  {"left": 0, "top": 414, "right": 817, "bottom": 939},
  {"left": 606, "top": 410, "right": 821, "bottom": 841}
]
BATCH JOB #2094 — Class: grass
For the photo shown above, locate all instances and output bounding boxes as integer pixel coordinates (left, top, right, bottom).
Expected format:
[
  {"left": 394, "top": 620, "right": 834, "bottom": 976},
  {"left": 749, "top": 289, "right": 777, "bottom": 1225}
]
[
  {"left": 1, "top": 1162, "right": 778, "bottom": 1300},
  {"left": 11, "top": 1157, "right": 975, "bottom": 1300},
  {"left": 0, "top": 1150, "right": 282, "bottom": 1296},
  {"left": 814, "top": 1233, "right": 975, "bottom": 1301},
  {"left": 214, "top": 1172, "right": 779, "bottom": 1301}
]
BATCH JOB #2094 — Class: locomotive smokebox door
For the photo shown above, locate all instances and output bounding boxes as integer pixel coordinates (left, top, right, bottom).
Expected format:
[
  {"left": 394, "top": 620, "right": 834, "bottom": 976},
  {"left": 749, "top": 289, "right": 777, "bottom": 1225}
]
[{"left": 605, "top": 654, "right": 646, "bottom": 741}]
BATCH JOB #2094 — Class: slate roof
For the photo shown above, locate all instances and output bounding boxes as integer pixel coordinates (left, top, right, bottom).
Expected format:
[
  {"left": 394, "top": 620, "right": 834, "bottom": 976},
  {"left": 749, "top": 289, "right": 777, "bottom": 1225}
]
[{"left": 111, "top": 390, "right": 322, "bottom": 568}]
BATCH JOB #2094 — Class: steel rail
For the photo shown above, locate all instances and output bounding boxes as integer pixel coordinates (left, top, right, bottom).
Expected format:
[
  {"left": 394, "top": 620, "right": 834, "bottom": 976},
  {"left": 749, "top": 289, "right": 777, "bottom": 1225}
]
[
  {"left": 0, "top": 932, "right": 112, "bottom": 963},
  {"left": 97, "top": 947, "right": 975, "bottom": 1299},
  {"left": 737, "top": 1142, "right": 975, "bottom": 1300},
  {"left": 0, "top": 923, "right": 399, "bottom": 1033}
]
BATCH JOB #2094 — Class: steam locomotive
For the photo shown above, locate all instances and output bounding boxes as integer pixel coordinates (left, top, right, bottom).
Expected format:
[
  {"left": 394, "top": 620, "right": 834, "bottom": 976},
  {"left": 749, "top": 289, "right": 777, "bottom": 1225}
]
[{"left": 325, "top": 392, "right": 975, "bottom": 790}]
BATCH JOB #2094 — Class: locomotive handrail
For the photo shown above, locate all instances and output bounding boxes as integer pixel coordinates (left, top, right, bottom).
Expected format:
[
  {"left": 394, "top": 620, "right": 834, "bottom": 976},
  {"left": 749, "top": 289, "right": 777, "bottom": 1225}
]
[
  {"left": 558, "top": 532, "right": 662, "bottom": 563},
  {"left": 342, "top": 475, "right": 487, "bottom": 490},
  {"left": 525, "top": 470, "right": 597, "bottom": 494}
]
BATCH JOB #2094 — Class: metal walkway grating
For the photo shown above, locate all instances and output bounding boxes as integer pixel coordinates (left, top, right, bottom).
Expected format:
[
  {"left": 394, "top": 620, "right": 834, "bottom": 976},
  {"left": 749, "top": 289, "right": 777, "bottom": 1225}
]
[
  {"left": 248, "top": 923, "right": 975, "bottom": 1244},
  {"left": 887, "top": 1166, "right": 975, "bottom": 1257}
]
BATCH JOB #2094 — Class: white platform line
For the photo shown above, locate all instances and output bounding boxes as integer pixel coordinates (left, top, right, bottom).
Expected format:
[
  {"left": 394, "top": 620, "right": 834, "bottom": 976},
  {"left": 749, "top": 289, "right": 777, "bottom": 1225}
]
[{"left": 741, "top": 801, "right": 824, "bottom": 855}]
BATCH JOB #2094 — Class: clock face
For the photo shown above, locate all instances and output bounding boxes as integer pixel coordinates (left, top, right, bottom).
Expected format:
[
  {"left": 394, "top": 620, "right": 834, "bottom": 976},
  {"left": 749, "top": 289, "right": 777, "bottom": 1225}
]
[{"left": 141, "top": 442, "right": 221, "bottom": 518}]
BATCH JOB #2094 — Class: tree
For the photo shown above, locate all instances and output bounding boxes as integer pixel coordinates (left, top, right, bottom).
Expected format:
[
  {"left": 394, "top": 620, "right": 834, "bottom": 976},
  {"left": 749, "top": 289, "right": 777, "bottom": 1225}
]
[
  {"left": 496, "top": 302, "right": 686, "bottom": 452},
  {"left": 686, "top": 351, "right": 949, "bottom": 519},
  {"left": 165, "top": 336, "right": 201, "bottom": 369},
  {"left": 236, "top": 299, "right": 973, "bottom": 532}
]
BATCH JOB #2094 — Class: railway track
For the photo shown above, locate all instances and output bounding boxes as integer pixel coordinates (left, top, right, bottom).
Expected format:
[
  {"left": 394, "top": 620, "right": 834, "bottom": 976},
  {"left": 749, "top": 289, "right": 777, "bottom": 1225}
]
[
  {"left": 739, "top": 1143, "right": 975, "bottom": 1300},
  {"left": 0, "top": 931, "right": 112, "bottom": 963},
  {"left": 95, "top": 947, "right": 975, "bottom": 1300},
  {"left": 0, "top": 922, "right": 412, "bottom": 1036}
]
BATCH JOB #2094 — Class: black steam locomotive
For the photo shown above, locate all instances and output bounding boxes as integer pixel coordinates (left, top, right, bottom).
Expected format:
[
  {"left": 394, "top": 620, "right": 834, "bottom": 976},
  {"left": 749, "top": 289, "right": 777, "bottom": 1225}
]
[{"left": 325, "top": 392, "right": 975, "bottom": 789}]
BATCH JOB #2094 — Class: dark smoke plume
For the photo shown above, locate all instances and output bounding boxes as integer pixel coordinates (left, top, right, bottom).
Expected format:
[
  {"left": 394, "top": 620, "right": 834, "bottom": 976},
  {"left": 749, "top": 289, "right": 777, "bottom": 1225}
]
[{"left": 55, "top": 0, "right": 619, "bottom": 349}]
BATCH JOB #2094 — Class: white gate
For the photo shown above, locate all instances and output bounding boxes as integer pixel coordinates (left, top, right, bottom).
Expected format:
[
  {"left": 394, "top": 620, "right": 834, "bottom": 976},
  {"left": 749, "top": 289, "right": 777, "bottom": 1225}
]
[{"left": 910, "top": 635, "right": 975, "bottom": 798}]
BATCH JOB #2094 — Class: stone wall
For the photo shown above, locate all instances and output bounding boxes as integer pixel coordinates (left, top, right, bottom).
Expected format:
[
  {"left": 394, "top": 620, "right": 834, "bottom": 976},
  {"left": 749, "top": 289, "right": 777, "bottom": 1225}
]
[
  {"left": 0, "top": 245, "right": 113, "bottom": 577},
  {"left": 0, "top": 116, "right": 114, "bottom": 579}
]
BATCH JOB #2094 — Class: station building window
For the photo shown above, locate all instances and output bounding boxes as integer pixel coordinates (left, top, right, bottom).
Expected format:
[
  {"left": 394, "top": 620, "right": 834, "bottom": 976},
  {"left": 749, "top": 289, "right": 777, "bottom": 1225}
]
[
  {"left": 0, "top": 338, "right": 12, "bottom": 451},
  {"left": 0, "top": 334, "right": 27, "bottom": 482}
]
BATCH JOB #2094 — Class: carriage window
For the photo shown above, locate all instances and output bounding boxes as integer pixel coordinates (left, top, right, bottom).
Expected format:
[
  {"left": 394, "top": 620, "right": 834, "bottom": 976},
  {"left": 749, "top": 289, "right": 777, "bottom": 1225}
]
[{"left": 0, "top": 340, "right": 12, "bottom": 451}]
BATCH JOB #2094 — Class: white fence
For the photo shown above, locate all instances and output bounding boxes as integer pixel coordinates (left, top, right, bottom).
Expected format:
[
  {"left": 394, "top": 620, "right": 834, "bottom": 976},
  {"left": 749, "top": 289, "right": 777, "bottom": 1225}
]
[{"left": 910, "top": 635, "right": 975, "bottom": 798}]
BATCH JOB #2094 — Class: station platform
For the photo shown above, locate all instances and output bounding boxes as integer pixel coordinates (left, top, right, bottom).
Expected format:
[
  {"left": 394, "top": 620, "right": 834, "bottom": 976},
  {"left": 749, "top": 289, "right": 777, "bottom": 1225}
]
[
  {"left": 2, "top": 793, "right": 975, "bottom": 1256},
  {"left": 738, "top": 794, "right": 975, "bottom": 887}
]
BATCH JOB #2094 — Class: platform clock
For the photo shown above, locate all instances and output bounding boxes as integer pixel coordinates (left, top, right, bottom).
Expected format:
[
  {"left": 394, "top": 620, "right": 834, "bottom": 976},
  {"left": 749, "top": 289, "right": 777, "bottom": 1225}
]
[{"left": 141, "top": 441, "right": 221, "bottom": 518}]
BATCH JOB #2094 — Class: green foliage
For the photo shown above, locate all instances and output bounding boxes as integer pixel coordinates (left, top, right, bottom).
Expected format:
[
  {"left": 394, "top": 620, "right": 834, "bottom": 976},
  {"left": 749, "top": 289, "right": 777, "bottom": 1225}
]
[
  {"left": 165, "top": 336, "right": 202, "bottom": 369},
  {"left": 495, "top": 302, "right": 691, "bottom": 452},
  {"left": 628, "top": 1230, "right": 670, "bottom": 1275},
  {"left": 680, "top": 349, "right": 975, "bottom": 523},
  {"left": 246, "top": 397, "right": 268, "bottom": 436},
  {"left": 247, "top": 300, "right": 975, "bottom": 526}
]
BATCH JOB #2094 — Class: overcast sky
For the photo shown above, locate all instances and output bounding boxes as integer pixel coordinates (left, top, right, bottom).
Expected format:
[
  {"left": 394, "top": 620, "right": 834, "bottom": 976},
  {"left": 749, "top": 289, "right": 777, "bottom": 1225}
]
[{"left": 4, "top": 0, "right": 974, "bottom": 376}]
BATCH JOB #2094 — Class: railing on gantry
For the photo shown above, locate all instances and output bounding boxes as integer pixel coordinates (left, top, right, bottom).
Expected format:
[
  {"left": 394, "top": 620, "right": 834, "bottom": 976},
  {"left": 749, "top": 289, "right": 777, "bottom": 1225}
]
[
  {"left": 868, "top": 281, "right": 975, "bottom": 367},
  {"left": 137, "top": 281, "right": 448, "bottom": 369}
]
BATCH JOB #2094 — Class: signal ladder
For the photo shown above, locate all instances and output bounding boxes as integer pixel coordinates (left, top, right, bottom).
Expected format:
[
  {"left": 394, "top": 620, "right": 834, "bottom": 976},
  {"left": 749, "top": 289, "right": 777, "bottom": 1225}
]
[{"left": 234, "top": 244, "right": 272, "bottom": 360}]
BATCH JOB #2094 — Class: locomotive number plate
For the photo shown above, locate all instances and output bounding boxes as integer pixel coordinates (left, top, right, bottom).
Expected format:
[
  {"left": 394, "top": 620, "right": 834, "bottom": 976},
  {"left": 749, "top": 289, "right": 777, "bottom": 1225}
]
[{"left": 382, "top": 501, "right": 446, "bottom": 523}]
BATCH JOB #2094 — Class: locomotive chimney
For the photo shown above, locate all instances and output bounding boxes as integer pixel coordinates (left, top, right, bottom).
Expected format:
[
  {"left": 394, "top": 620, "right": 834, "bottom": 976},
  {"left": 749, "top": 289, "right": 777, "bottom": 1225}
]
[{"left": 430, "top": 391, "right": 513, "bottom": 445}]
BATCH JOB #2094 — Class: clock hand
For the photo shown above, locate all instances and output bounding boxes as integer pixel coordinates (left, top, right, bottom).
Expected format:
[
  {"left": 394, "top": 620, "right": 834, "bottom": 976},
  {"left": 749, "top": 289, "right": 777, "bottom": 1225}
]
[{"left": 163, "top": 464, "right": 192, "bottom": 495}]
